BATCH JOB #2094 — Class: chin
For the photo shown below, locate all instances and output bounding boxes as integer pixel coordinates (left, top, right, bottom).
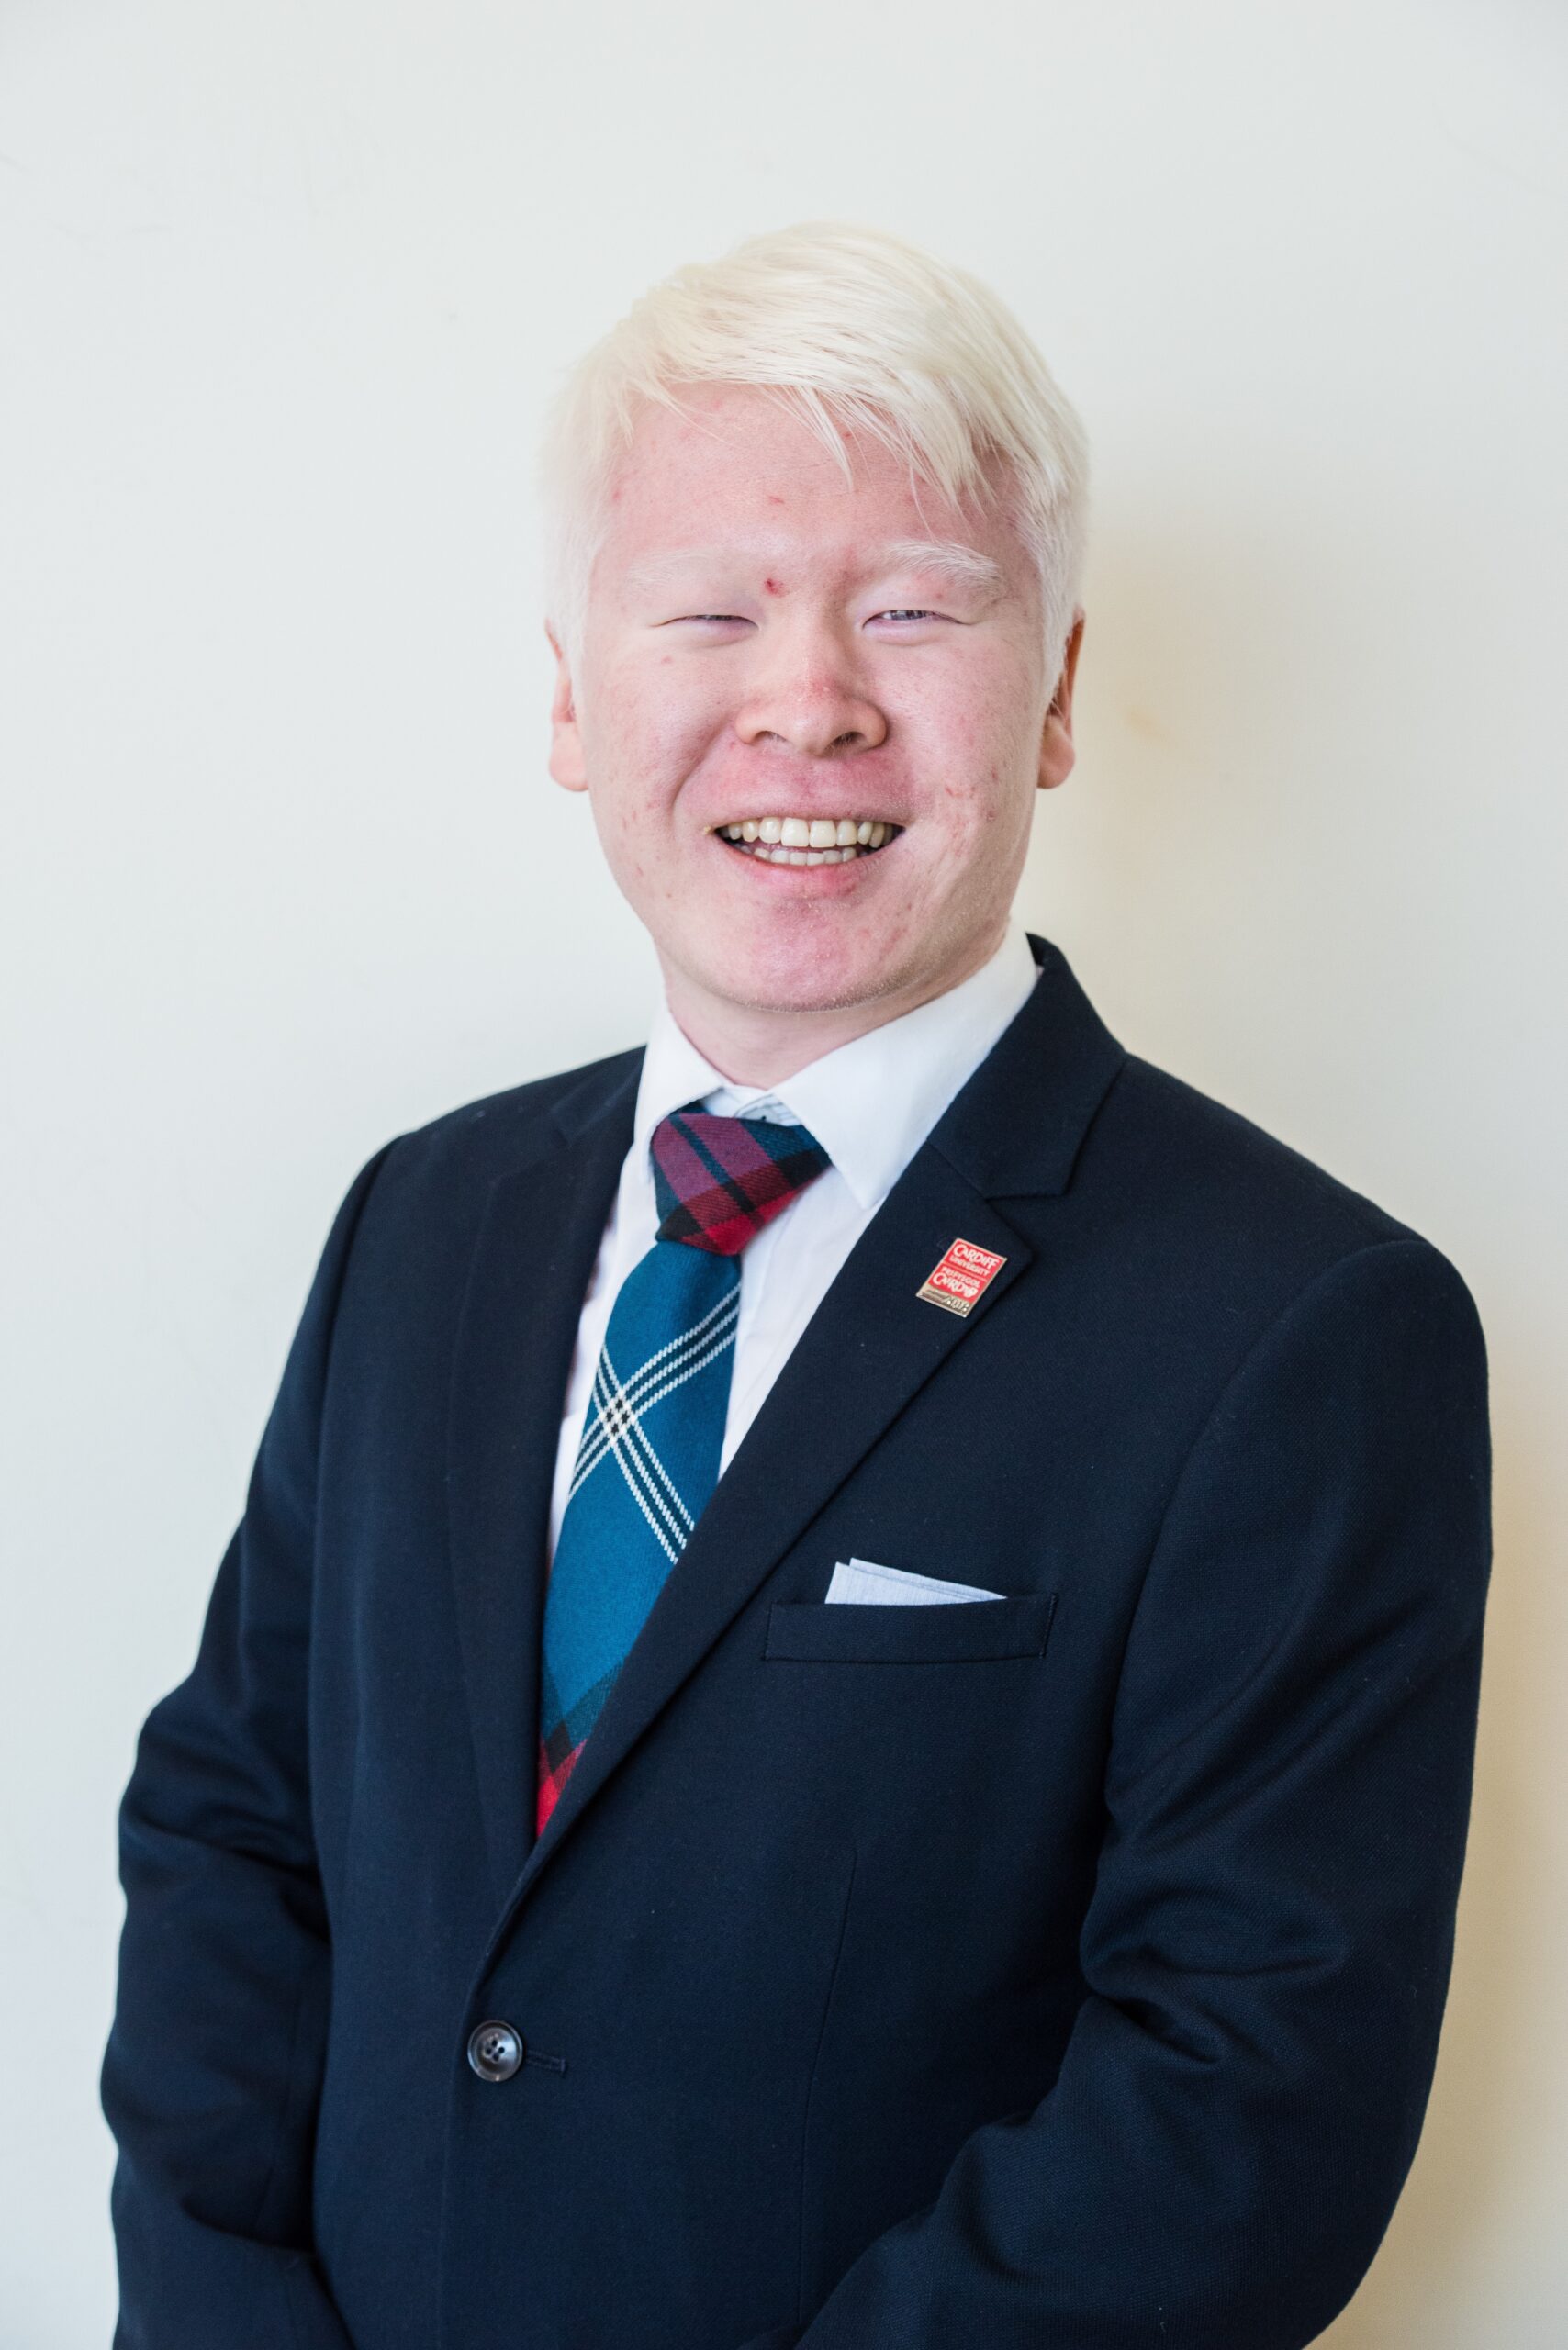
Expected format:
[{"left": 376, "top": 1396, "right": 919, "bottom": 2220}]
[{"left": 697, "top": 931, "right": 902, "bottom": 1016}]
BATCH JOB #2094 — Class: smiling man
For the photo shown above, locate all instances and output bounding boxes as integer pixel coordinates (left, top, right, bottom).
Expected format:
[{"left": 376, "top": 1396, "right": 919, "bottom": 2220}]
[{"left": 102, "top": 225, "right": 1492, "bottom": 2350}]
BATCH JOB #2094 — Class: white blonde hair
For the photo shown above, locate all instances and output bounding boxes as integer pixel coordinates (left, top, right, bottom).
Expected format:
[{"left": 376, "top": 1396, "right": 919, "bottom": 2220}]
[{"left": 538, "top": 220, "right": 1090, "bottom": 677}]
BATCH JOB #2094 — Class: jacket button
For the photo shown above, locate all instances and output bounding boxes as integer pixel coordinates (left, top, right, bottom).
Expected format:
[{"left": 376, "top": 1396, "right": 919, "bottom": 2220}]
[{"left": 466, "top": 2020, "right": 525, "bottom": 2082}]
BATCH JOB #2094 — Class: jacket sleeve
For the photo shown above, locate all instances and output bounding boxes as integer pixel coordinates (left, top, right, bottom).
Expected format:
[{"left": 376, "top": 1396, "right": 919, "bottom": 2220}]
[
  {"left": 100, "top": 1142, "right": 398, "bottom": 2350},
  {"left": 743, "top": 1234, "right": 1492, "bottom": 2350}
]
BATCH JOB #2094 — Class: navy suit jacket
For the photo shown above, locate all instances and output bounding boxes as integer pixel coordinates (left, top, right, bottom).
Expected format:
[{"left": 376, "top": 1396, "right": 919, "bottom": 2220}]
[{"left": 102, "top": 933, "right": 1492, "bottom": 2350}]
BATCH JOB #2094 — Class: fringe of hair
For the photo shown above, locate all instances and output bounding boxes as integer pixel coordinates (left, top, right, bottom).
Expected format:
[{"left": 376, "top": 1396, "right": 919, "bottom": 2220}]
[{"left": 538, "top": 220, "right": 1090, "bottom": 677}]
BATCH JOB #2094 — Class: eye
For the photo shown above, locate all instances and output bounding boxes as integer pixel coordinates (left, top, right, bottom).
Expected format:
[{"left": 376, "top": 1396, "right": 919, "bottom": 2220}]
[
  {"left": 869, "top": 608, "right": 946, "bottom": 625},
  {"left": 666, "top": 612, "right": 751, "bottom": 629}
]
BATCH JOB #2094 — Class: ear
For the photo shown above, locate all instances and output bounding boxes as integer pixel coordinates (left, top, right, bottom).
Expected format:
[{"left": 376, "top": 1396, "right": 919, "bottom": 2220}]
[
  {"left": 1036, "top": 609, "right": 1085, "bottom": 793},
  {"left": 546, "top": 622, "right": 588, "bottom": 793}
]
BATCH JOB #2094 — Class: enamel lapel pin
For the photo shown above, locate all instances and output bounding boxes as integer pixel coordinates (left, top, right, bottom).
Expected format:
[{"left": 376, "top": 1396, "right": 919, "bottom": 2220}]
[{"left": 915, "top": 1237, "right": 1007, "bottom": 1317}]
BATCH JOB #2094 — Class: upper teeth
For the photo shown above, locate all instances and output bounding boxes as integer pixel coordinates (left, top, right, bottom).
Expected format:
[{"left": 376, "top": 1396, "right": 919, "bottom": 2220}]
[{"left": 710, "top": 815, "right": 898, "bottom": 867}]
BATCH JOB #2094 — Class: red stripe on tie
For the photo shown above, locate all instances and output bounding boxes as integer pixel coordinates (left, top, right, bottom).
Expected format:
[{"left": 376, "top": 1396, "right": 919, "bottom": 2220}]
[{"left": 535, "top": 1735, "right": 584, "bottom": 1836}]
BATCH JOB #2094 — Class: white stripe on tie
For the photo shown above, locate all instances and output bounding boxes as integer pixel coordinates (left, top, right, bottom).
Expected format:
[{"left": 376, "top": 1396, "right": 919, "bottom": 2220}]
[{"left": 566, "top": 1289, "right": 739, "bottom": 1502}]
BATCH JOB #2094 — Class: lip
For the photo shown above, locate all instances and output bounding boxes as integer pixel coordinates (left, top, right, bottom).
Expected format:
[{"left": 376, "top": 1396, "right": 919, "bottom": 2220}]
[{"left": 711, "top": 850, "right": 879, "bottom": 891}]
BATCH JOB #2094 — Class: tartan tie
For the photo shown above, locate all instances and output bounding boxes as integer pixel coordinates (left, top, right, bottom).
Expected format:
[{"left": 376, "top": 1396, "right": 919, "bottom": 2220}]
[{"left": 534, "top": 1103, "right": 831, "bottom": 1836}]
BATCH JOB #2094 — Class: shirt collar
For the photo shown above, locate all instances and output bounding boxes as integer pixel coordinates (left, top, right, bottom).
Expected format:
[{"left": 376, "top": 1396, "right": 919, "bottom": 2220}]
[{"left": 633, "top": 917, "right": 1040, "bottom": 1213}]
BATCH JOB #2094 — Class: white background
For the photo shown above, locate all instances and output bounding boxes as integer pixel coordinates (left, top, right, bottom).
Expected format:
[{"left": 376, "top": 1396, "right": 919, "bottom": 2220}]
[{"left": 3, "top": 3, "right": 1564, "bottom": 2341}]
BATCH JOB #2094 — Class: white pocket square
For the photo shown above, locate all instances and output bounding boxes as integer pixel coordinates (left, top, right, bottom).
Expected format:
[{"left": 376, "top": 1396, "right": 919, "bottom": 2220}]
[{"left": 823, "top": 1557, "right": 1004, "bottom": 1606}]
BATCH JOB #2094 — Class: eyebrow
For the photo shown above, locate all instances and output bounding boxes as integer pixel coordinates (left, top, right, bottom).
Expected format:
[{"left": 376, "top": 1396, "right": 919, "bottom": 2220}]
[
  {"left": 879, "top": 539, "right": 1008, "bottom": 597},
  {"left": 618, "top": 539, "right": 1008, "bottom": 599}
]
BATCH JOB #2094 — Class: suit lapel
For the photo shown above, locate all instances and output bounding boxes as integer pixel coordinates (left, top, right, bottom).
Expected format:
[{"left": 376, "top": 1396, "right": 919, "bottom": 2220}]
[
  {"left": 444, "top": 1054, "right": 639, "bottom": 1909},
  {"left": 475, "top": 935, "right": 1126, "bottom": 1946}
]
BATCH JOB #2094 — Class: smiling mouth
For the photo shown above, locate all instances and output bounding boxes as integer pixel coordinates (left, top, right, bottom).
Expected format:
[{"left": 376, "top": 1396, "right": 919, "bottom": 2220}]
[{"left": 705, "top": 815, "right": 902, "bottom": 867}]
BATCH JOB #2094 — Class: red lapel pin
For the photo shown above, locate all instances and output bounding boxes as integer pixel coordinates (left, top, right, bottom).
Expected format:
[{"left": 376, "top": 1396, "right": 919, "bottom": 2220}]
[{"left": 915, "top": 1237, "right": 1007, "bottom": 1317}]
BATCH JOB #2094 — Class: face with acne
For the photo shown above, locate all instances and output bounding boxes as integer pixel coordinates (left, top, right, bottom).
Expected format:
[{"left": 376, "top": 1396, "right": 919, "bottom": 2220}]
[{"left": 547, "top": 383, "right": 1081, "bottom": 1063}]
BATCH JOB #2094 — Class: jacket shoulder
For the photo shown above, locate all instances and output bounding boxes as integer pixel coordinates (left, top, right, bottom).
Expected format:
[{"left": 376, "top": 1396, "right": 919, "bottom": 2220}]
[
  {"left": 1120, "top": 1053, "right": 1406, "bottom": 1225},
  {"left": 1061, "top": 1055, "right": 1488, "bottom": 1466},
  {"left": 370, "top": 1043, "right": 643, "bottom": 1202},
  {"left": 1089, "top": 1051, "right": 1475, "bottom": 1306}
]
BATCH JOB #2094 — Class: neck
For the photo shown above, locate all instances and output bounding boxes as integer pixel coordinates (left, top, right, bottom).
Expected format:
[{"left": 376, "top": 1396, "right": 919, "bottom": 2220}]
[{"left": 655, "top": 919, "right": 1010, "bottom": 1088}]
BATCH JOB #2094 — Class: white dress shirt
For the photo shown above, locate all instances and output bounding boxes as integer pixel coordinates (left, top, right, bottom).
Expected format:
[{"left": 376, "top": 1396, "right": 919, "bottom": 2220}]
[{"left": 546, "top": 917, "right": 1041, "bottom": 1561}]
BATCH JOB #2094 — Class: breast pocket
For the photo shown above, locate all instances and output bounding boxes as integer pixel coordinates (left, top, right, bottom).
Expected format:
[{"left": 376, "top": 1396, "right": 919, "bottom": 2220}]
[{"left": 764, "top": 1593, "right": 1056, "bottom": 1663}]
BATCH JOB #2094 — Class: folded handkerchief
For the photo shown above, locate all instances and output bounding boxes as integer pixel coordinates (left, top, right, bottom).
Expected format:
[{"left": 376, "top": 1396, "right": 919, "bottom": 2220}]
[{"left": 824, "top": 1557, "right": 1004, "bottom": 1606}]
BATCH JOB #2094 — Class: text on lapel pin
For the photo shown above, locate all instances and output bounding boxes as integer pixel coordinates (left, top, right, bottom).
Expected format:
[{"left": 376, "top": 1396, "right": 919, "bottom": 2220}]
[{"left": 915, "top": 1237, "right": 1007, "bottom": 1317}]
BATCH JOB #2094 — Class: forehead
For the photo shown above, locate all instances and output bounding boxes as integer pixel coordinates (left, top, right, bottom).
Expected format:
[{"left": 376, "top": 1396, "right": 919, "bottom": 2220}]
[{"left": 598, "top": 385, "right": 1022, "bottom": 579}]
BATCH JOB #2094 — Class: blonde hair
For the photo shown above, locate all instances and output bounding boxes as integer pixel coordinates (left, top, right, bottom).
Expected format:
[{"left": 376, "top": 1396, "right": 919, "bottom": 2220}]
[{"left": 539, "top": 220, "right": 1090, "bottom": 677}]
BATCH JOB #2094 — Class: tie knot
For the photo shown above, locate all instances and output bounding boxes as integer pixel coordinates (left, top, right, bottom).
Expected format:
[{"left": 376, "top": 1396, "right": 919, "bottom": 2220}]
[{"left": 650, "top": 1107, "right": 831, "bottom": 1256}]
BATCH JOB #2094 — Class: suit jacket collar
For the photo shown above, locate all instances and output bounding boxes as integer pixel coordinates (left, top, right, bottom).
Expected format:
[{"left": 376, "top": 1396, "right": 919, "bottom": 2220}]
[
  {"left": 448, "top": 931, "right": 1124, "bottom": 1954},
  {"left": 931, "top": 933, "right": 1126, "bottom": 1198}
]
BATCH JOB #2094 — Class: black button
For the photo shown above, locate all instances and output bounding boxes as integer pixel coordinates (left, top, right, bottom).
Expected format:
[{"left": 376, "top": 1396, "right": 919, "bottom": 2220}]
[{"left": 466, "top": 2020, "right": 524, "bottom": 2082}]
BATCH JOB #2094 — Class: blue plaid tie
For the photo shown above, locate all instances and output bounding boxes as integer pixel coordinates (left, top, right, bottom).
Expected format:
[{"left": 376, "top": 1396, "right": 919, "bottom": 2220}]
[{"left": 535, "top": 1103, "right": 830, "bottom": 1833}]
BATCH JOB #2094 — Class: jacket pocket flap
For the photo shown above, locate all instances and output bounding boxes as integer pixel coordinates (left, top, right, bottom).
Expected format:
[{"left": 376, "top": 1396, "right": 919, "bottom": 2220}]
[{"left": 764, "top": 1593, "right": 1056, "bottom": 1663}]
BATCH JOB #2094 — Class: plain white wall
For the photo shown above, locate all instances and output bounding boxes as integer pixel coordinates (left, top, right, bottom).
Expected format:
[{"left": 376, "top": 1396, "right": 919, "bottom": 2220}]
[{"left": 3, "top": 2, "right": 1564, "bottom": 2340}]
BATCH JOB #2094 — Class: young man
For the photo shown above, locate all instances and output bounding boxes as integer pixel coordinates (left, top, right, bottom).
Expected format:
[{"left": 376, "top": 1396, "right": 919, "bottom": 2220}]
[{"left": 102, "top": 223, "right": 1492, "bottom": 2350}]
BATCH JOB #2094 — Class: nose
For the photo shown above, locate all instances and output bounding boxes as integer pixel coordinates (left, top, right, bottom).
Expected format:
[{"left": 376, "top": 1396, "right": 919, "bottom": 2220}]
[{"left": 733, "top": 619, "right": 889, "bottom": 760}]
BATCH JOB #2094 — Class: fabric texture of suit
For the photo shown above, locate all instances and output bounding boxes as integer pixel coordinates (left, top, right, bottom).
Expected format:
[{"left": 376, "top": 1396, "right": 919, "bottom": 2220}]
[{"left": 101, "top": 932, "right": 1492, "bottom": 2350}]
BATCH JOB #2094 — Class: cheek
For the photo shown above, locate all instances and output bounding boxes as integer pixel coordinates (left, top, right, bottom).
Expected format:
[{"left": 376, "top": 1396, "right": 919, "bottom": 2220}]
[
  {"left": 910, "top": 691, "right": 1034, "bottom": 823},
  {"left": 593, "top": 658, "right": 730, "bottom": 790},
  {"left": 907, "top": 642, "right": 1035, "bottom": 762}
]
